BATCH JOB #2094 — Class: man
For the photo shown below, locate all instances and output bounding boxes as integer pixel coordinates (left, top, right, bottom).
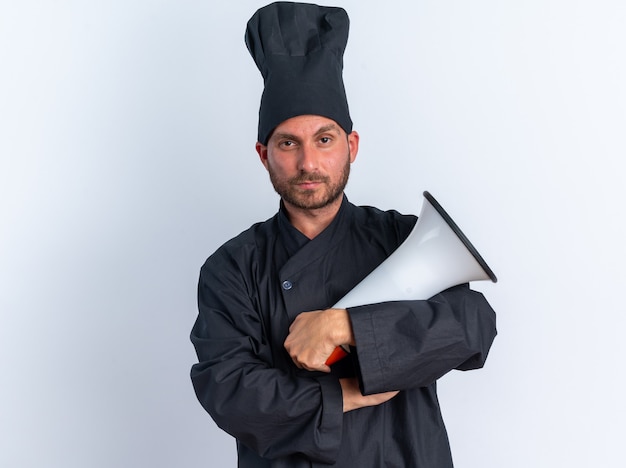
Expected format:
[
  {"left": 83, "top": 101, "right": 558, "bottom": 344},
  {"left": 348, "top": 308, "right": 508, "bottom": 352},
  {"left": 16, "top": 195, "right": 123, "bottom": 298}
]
[{"left": 190, "top": 2, "right": 497, "bottom": 467}]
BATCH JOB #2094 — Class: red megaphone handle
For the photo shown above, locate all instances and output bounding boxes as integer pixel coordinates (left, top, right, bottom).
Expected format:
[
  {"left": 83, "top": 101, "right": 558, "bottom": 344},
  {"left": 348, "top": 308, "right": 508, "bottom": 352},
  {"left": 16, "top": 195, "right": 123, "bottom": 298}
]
[{"left": 325, "top": 345, "right": 349, "bottom": 366}]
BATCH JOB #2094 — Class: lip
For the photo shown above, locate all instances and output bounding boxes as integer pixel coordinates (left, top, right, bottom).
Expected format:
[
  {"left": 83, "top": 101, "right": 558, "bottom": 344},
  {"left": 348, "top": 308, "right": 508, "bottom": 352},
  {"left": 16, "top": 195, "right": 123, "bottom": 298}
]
[{"left": 296, "top": 181, "right": 323, "bottom": 189}]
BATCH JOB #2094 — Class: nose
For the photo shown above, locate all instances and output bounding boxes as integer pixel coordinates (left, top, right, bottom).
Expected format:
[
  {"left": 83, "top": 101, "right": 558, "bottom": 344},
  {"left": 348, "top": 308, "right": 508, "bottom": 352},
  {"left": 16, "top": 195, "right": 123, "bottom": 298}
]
[{"left": 297, "top": 143, "right": 319, "bottom": 172}]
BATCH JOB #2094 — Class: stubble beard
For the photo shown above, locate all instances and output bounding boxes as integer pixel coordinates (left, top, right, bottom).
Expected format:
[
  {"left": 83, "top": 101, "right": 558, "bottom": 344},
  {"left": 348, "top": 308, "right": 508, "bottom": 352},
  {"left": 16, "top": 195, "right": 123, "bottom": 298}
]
[{"left": 268, "top": 155, "right": 351, "bottom": 210}]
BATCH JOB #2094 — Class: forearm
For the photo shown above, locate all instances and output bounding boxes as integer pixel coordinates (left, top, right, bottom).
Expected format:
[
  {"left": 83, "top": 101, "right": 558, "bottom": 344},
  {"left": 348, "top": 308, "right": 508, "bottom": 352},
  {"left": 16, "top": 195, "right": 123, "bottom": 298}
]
[
  {"left": 191, "top": 340, "right": 344, "bottom": 462},
  {"left": 348, "top": 284, "right": 497, "bottom": 394}
]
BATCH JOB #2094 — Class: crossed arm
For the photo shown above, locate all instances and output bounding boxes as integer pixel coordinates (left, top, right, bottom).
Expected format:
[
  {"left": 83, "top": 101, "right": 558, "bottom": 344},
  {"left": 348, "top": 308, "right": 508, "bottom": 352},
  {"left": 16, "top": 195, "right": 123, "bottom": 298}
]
[
  {"left": 192, "top": 253, "right": 496, "bottom": 461},
  {"left": 284, "top": 284, "right": 497, "bottom": 405}
]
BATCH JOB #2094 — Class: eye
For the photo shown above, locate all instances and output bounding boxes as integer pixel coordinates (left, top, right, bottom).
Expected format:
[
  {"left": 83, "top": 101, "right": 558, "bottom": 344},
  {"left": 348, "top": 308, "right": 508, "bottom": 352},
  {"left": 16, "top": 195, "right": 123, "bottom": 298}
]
[
  {"left": 279, "top": 140, "right": 296, "bottom": 148},
  {"left": 319, "top": 136, "right": 332, "bottom": 144}
]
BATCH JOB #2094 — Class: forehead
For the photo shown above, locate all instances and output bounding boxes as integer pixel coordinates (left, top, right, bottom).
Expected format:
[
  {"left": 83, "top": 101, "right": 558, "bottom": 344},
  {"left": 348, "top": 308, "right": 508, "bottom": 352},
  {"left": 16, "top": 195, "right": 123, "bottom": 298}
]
[{"left": 271, "top": 115, "right": 343, "bottom": 138}]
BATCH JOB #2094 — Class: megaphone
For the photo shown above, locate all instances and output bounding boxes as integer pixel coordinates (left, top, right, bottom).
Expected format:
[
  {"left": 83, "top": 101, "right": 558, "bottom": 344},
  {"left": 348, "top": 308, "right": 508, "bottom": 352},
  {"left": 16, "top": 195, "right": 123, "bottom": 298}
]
[{"left": 325, "top": 191, "right": 497, "bottom": 365}]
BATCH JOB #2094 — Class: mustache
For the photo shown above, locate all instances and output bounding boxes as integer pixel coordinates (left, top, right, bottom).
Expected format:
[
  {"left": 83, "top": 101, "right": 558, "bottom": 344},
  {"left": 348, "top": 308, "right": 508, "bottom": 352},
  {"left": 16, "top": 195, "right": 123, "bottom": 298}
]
[{"left": 289, "top": 173, "right": 329, "bottom": 184}]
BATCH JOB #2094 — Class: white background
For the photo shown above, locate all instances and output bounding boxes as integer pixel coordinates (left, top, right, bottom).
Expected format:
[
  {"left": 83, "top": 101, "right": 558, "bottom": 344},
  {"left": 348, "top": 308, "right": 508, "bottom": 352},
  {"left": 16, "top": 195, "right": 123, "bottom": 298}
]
[{"left": 1, "top": 1, "right": 625, "bottom": 467}]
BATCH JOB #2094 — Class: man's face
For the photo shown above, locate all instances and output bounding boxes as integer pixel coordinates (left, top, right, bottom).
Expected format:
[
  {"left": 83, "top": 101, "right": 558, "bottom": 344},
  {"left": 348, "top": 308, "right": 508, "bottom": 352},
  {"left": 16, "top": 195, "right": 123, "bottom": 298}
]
[{"left": 256, "top": 115, "right": 359, "bottom": 212}]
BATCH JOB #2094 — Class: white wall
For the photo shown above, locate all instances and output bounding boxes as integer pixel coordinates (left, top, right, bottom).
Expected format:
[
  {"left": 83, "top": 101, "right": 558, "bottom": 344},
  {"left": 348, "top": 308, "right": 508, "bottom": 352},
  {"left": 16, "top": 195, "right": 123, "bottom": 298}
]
[{"left": 1, "top": 1, "right": 624, "bottom": 467}]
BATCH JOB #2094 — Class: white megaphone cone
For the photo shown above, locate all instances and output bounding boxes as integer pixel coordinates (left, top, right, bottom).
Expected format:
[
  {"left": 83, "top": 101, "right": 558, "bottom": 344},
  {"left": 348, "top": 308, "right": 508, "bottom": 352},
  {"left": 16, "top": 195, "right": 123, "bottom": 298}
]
[{"left": 326, "top": 191, "right": 497, "bottom": 365}]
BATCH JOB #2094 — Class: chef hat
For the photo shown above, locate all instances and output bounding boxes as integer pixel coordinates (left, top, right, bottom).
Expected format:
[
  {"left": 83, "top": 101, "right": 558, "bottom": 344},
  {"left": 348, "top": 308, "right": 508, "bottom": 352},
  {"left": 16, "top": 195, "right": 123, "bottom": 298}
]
[{"left": 245, "top": 2, "right": 353, "bottom": 145}]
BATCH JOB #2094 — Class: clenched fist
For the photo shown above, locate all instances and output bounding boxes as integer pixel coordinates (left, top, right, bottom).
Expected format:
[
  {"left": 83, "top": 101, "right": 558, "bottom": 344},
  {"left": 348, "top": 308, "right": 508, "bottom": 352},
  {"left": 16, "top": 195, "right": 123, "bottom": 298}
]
[{"left": 284, "top": 308, "right": 355, "bottom": 372}]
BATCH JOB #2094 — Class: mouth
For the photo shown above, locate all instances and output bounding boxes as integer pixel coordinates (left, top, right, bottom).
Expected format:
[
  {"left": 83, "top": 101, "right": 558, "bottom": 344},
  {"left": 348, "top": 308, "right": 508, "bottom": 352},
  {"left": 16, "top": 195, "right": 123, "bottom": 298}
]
[
  {"left": 296, "top": 180, "right": 323, "bottom": 189},
  {"left": 292, "top": 175, "right": 327, "bottom": 190}
]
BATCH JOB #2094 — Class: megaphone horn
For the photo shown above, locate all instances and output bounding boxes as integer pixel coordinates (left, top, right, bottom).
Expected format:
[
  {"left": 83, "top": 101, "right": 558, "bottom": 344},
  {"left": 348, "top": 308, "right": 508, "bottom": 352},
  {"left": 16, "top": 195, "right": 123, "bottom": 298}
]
[{"left": 325, "top": 191, "right": 497, "bottom": 365}]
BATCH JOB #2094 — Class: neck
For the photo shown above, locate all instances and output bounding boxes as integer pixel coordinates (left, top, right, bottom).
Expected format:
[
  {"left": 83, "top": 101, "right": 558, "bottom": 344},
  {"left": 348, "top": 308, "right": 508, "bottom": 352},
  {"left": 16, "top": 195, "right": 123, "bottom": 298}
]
[{"left": 283, "top": 195, "right": 343, "bottom": 239}]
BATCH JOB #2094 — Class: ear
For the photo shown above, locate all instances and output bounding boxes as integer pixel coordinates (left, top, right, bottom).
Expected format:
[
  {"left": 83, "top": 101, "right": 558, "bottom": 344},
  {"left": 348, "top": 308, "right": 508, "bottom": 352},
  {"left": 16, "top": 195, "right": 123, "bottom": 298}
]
[
  {"left": 347, "top": 130, "right": 359, "bottom": 163},
  {"left": 256, "top": 142, "right": 269, "bottom": 170}
]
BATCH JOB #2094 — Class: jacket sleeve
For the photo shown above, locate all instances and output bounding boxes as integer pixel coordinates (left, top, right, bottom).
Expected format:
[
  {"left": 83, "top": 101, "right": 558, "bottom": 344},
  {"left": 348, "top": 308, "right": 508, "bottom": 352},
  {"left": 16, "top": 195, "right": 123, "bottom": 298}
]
[
  {"left": 348, "top": 283, "right": 497, "bottom": 395},
  {"left": 190, "top": 253, "right": 343, "bottom": 463}
]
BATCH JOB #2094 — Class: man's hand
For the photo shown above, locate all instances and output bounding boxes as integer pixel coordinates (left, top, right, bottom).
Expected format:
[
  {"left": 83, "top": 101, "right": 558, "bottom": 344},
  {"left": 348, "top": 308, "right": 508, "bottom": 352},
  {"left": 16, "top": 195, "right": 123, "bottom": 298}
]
[
  {"left": 284, "top": 308, "right": 354, "bottom": 372},
  {"left": 340, "top": 378, "right": 399, "bottom": 413}
]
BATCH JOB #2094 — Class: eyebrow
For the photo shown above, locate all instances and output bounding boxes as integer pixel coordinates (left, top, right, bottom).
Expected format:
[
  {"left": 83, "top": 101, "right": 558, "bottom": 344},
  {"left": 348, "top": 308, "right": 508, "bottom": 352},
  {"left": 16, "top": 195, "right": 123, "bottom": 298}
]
[
  {"left": 314, "top": 124, "right": 341, "bottom": 136},
  {"left": 273, "top": 124, "right": 341, "bottom": 141},
  {"left": 272, "top": 132, "right": 300, "bottom": 142}
]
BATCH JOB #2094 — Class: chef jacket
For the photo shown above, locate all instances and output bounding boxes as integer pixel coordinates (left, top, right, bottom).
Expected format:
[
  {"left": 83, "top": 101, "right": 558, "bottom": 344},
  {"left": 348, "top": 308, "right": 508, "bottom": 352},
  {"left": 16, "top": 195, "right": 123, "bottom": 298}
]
[{"left": 190, "top": 195, "right": 497, "bottom": 467}]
